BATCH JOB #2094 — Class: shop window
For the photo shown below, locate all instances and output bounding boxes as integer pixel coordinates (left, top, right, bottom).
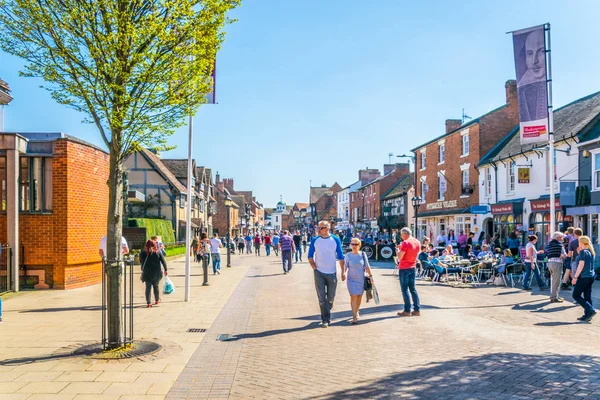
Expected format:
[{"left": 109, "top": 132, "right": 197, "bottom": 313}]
[
  {"left": 439, "top": 218, "right": 446, "bottom": 234},
  {"left": 19, "top": 157, "right": 53, "bottom": 213}
]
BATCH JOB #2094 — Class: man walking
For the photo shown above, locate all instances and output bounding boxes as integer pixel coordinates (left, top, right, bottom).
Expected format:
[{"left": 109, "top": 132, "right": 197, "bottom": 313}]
[
  {"left": 396, "top": 227, "right": 421, "bottom": 317},
  {"left": 564, "top": 228, "right": 582, "bottom": 290},
  {"left": 279, "top": 230, "right": 295, "bottom": 274},
  {"left": 210, "top": 233, "right": 223, "bottom": 275},
  {"left": 293, "top": 230, "right": 303, "bottom": 263},
  {"left": 546, "top": 231, "right": 566, "bottom": 303},
  {"left": 245, "top": 233, "right": 252, "bottom": 254},
  {"left": 272, "top": 232, "right": 280, "bottom": 256},
  {"left": 308, "top": 221, "right": 345, "bottom": 328},
  {"left": 254, "top": 233, "right": 262, "bottom": 256},
  {"left": 264, "top": 233, "right": 272, "bottom": 256}
]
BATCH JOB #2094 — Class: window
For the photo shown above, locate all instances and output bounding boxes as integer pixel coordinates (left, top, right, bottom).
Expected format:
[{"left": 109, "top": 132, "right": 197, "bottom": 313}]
[
  {"left": 275, "top": 216, "right": 279, "bottom": 222},
  {"left": 19, "top": 157, "right": 53, "bottom": 212},
  {"left": 439, "top": 143, "right": 445, "bottom": 163},
  {"left": 508, "top": 161, "right": 516, "bottom": 192},
  {"left": 462, "top": 134, "right": 469, "bottom": 155},
  {"left": 485, "top": 167, "right": 492, "bottom": 197},
  {"left": 179, "top": 194, "right": 185, "bottom": 208},
  {"left": 455, "top": 216, "right": 472, "bottom": 235},
  {"left": 438, "top": 175, "right": 446, "bottom": 201},
  {"left": 594, "top": 152, "right": 600, "bottom": 190},
  {"left": 421, "top": 181, "right": 427, "bottom": 203},
  {"left": 421, "top": 151, "right": 426, "bottom": 169},
  {"left": 462, "top": 170, "right": 469, "bottom": 188},
  {"left": 0, "top": 157, "right": 5, "bottom": 211}
]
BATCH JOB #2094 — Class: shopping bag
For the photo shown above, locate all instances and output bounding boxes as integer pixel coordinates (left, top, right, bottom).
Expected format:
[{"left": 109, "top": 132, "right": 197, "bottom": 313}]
[
  {"left": 163, "top": 276, "right": 175, "bottom": 295},
  {"left": 372, "top": 282, "right": 380, "bottom": 305}
]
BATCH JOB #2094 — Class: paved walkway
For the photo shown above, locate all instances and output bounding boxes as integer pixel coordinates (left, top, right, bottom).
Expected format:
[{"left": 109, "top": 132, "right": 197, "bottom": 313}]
[
  {"left": 167, "top": 255, "right": 600, "bottom": 400},
  {"left": 0, "top": 252, "right": 247, "bottom": 400}
]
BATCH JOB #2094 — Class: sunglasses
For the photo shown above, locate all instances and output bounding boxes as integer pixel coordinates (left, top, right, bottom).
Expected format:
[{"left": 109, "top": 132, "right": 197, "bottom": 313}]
[
  {"left": 350, "top": 243, "right": 359, "bottom": 246},
  {"left": 319, "top": 227, "right": 327, "bottom": 230}
]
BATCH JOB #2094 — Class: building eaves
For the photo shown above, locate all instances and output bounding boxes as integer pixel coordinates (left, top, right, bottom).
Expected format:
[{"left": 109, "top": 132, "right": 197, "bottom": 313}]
[
  {"left": 381, "top": 173, "right": 415, "bottom": 200},
  {"left": 139, "top": 148, "right": 187, "bottom": 194}
]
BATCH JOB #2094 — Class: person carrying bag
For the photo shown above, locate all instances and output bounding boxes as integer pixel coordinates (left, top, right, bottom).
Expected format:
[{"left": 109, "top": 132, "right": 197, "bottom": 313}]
[
  {"left": 140, "top": 239, "right": 168, "bottom": 308},
  {"left": 344, "top": 238, "right": 374, "bottom": 324}
]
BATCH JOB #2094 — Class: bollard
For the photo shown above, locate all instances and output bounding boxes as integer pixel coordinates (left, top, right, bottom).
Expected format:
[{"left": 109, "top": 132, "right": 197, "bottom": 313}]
[{"left": 202, "top": 255, "right": 209, "bottom": 286}]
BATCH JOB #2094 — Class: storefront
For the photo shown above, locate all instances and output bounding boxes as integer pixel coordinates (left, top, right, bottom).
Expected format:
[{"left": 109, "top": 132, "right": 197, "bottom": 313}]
[
  {"left": 528, "top": 197, "right": 571, "bottom": 248},
  {"left": 566, "top": 204, "right": 600, "bottom": 243},
  {"left": 490, "top": 199, "right": 524, "bottom": 248},
  {"left": 417, "top": 206, "right": 474, "bottom": 244}
]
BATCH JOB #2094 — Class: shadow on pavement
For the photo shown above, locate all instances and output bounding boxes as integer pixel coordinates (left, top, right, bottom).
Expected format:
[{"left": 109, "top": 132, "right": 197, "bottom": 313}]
[
  {"left": 16, "top": 305, "right": 102, "bottom": 313},
  {"left": 248, "top": 273, "right": 283, "bottom": 278},
  {"left": 308, "top": 353, "right": 600, "bottom": 400},
  {"left": 0, "top": 352, "right": 75, "bottom": 366},
  {"left": 535, "top": 321, "right": 582, "bottom": 327}
]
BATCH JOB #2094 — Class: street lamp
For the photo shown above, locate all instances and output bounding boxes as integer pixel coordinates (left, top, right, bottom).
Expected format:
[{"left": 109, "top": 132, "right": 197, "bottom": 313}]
[
  {"left": 329, "top": 215, "right": 336, "bottom": 233},
  {"left": 224, "top": 195, "right": 233, "bottom": 267},
  {"left": 412, "top": 196, "right": 423, "bottom": 240}
]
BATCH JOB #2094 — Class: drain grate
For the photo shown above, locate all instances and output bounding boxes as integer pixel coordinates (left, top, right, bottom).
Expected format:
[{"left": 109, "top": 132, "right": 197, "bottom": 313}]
[
  {"left": 187, "top": 328, "right": 207, "bottom": 333},
  {"left": 217, "top": 334, "right": 234, "bottom": 341}
]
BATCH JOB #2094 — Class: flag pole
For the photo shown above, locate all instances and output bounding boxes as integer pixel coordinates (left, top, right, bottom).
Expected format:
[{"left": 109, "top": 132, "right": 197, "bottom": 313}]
[
  {"left": 546, "top": 23, "right": 556, "bottom": 234},
  {"left": 185, "top": 114, "right": 193, "bottom": 302}
]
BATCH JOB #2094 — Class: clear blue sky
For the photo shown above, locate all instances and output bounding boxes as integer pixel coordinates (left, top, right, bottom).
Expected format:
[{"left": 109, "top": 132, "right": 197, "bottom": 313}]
[{"left": 2, "top": 0, "right": 599, "bottom": 208}]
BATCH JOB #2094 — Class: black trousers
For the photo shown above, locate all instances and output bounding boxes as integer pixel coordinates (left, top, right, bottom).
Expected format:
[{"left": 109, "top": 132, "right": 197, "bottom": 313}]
[
  {"left": 573, "top": 277, "right": 595, "bottom": 315},
  {"left": 145, "top": 279, "right": 160, "bottom": 304}
]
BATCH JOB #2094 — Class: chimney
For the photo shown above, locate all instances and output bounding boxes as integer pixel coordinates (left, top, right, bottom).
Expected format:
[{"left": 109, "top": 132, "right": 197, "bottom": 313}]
[
  {"left": 358, "top": 168, "right": 381, "bottom": 185},
  {"left": 223, "top": 178, "right": 234, "bottom": 191},
  {"left": 384, "top": 163, "right": 410, "bottom": 177},
  {"left": 215, "top": 172, "right": 220, "bottom": 184},
  {"left": 445, "top": 119, "right": 462, "bottom": 134},
  {"left": 505, "top": 79, "right": 517, "bottom": 104}
]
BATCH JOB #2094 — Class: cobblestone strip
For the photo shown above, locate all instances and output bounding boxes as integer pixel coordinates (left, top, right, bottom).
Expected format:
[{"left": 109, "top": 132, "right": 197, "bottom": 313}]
[{"left": 166, "top": 263, "right": 261, "bottom": 399}]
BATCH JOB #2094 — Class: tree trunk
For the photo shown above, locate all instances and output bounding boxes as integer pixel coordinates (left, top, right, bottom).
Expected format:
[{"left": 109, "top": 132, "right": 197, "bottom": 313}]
[{"left": 106, "top": 147, "right": 125, "bottom": 349}]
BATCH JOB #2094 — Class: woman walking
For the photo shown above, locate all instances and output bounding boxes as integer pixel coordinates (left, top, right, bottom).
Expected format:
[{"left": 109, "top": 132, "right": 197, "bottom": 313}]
[
  {"left": 523, "top": 235, "right": 548, "bottom": 291},
  {"left": 344, "top": 238, "right": 374, "bottom": 324},
  {"left": 572, "top": 236, "right": 597, "bottom": 322},
  {"left": 140, "top": 239, "right": 168, "bottom": 308}
]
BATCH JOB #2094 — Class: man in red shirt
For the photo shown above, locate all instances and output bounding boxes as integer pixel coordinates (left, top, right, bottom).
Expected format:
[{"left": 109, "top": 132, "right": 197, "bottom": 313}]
[{"left": 397, "top": 227, "right": 421, "bottom": 317}]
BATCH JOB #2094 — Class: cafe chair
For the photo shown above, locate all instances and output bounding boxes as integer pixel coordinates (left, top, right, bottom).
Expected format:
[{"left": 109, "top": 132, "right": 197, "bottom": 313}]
[{"left": 506, "top": 263, "right": 526, "bottom": 288}]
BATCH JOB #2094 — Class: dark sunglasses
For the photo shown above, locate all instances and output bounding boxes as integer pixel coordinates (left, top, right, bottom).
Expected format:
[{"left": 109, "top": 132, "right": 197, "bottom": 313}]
[
  {"left": 319, "top": 227, "right": 327, "bottom": 230},
  {"left": 350, "top": 243, "right": 359, "bottom": 246}
]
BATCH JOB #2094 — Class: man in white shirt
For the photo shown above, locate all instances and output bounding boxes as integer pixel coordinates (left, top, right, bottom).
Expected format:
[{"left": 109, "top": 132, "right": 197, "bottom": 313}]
[
  {"left": 436, "top": 231, "right": 447, "bottom": 247},
  {"left": 308, "top": 221, "right": 345, "bottom": 328},
  {"left": 99, "top": 236, "right": 130, "bottom": 258},
  {"left": 210, "top": 233, "right": 223, "bottom": 275}
]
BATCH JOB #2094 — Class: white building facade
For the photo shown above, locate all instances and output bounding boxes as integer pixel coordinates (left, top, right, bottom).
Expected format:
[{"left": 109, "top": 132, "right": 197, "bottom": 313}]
[{"left": 336, "top": 181, "right": 361, "bottom": 232}]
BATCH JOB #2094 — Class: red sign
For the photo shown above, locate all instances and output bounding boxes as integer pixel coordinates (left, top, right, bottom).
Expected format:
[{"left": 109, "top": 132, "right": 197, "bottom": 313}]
[
  {"left": 523, "top": 125, "right": 547, "bottom": 137},
  {"left": 491, "top": 203, "right": 513, "bottom": 215},
  {"left": 530, "top": 198, "right": 560, "bottom": 212}
]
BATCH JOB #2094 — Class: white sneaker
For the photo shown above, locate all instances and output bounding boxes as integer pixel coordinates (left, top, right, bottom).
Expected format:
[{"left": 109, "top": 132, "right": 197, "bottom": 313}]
[{"left": 217, "top": 270, "right": 221, "bottom": 275}]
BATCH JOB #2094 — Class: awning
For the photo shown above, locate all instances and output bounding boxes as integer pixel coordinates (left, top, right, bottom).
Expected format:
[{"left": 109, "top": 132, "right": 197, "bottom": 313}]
[
  {"left": 179, "top": 220, "right": 199, "bottom": 228},
  {"left": 417, "top": 208, "right": 471, "bottom": 218},
  {"left": 566, "top": 205, "right": 600, "bottom": 216},
  {"left": 530, "top": 196, "right": 561, "bottom": 212}
]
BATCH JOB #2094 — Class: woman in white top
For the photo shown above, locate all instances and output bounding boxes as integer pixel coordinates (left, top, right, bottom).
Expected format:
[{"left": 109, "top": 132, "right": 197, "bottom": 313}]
[{"left": 523, "top": 234, "right": 548, "bottom": 291}]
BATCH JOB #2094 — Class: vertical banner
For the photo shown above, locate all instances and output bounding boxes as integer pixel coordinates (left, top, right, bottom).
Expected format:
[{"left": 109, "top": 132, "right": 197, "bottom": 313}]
[
  {"left": 512, "top": 25, "right": 548, "bottom": 144},
  {"left": 205, "top": 59, "right": 216, "bottom": 104}
]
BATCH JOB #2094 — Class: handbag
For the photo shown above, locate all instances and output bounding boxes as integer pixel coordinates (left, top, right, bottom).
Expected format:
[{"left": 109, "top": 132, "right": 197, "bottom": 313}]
[
  {"left": 372, "top": 282, "right": 380, "bottom": 305},
  {"left": 361, "top": 251, "right": 373, "bottom": 290}
]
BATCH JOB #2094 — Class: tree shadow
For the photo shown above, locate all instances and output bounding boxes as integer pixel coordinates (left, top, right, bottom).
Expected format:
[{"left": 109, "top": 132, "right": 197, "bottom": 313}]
[
  {"left": 248, "top": 273, "right": 283, "bottom": 278},
  {"left": 0, "top": 352, "right": 76, "bottom": 366},
  {"left": 17, "top": 305, "right": 102, "bottom": 313},
  {"left": 309, "top": 353, "right": 600, "bottom": 399}
]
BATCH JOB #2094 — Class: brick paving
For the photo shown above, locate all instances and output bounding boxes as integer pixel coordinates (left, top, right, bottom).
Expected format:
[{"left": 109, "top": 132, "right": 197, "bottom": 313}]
[{"left": 168, "top": 256, "right": 600, "bottom": 400}]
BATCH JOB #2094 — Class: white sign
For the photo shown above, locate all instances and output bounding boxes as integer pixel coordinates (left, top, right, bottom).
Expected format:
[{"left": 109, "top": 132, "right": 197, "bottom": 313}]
[{"left": 425, "top": 200, "right": 458, "bottom": 210}]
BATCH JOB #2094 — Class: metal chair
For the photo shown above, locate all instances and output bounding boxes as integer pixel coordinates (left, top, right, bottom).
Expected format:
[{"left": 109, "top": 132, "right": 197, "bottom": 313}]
[
  {"left": 477, "top": 261, "right": 494, "bottom": 282},
  {"left": 506, "top": 263, "right": 526, "bottom": 288}
]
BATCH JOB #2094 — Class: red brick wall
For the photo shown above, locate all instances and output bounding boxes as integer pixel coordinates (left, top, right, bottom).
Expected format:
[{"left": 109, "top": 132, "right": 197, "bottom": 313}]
[{"left": 0, "top": 138, "right": 109, "bottom": 289}]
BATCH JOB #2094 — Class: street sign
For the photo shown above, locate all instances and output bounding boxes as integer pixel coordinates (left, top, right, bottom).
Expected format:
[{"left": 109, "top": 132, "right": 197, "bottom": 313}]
[{"left": 470, "top": 205, "right": 489, "bottom": 214}]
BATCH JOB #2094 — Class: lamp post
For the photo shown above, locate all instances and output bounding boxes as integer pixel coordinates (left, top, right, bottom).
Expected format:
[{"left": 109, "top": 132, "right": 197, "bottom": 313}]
[
  {"left": 412, "top": 196, "right": 423, "bottom": 240},
  {"left": 329, "top": 215, "right": 336, "bottom": 233},
  {"left": 224, "top": 195, "right": 232, "bottom": 267}
]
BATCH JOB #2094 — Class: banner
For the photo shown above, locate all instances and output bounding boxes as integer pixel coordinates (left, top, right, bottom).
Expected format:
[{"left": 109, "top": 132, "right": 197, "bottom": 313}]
[{"left": 512, "top": 25, "right": 548, "bottom": 145}]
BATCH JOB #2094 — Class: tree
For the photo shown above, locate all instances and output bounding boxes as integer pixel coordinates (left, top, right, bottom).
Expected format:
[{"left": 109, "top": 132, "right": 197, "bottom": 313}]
[{"left": 0, "top": 0, "right": 239, "bottom": 348}]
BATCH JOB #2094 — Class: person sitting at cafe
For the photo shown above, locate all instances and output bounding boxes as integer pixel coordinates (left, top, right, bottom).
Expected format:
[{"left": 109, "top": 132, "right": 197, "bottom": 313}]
[
  {"left": 418, "top": 245, "right": 435, "bottom": 277},
  {"left": 442, "top": 245, "right": 454, "bottom": 258},
  {"left": 477, "top": 244, "right": 494, "bottom": 260},
  {"left": 487, "top": 249, "right": 514, "bottom": 283},
  {"left": 472, "top": 244, "right": 481, "bottom": 257},
  {"left": 431, "top": 249, "right": 462, "bottom": 282},
  {"left": 465, "top": 244, "right": 477, "bottom": 259},
  {"left": 494, "top": 247, "right": 503, "bottom": 259},
  {"left": 427, "top": 243, "right": 435, "bottom": 255}
]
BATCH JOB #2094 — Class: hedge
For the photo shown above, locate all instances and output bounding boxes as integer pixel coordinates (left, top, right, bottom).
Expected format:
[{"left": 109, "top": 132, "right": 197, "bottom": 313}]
[
  {"left": 128, "top": 218, "right": 175, "bottom": 244},
  {"left": 165, "top": 245, "right": 187, "bottom": 257}
]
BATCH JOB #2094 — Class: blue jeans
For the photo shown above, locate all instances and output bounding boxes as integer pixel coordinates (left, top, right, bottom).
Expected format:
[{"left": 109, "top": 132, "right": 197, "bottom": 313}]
[
  {"left": 523, "top": 262, "right": 547, "bottom": 289},
  {"left": 399, "top": 268, "right": 420, "bottom": 313},
  {"left": 573, "top": 277, "right": 595, "bottom": 315},
  {"left": 265, "top": 244, "right": 271, "bottom": 256},
  {"left": 314, "top": 269, "right": 337, "bottom": 323},
  {"left": 282, "top": 250, "right": 293, "bottom": 273},
  {"left": 211, "top": 253, "right": 221, "bottom": 273},
  {"left": 295, "top": 247, "right": 303, "bottom": 262}
]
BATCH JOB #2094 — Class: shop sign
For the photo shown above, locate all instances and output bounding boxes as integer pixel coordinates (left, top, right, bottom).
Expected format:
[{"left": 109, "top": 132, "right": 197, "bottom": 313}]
[
  {"left": 518, "top": 168, "right": 530, "bottom": 183},
  {"left": 425, "top": 200, "right": 457, "bottom": 210},
  {"left": 491, "top": 203, "right": 513, "bottom": 215},
  {"left": 470, "top": 205, "right": 489, "bottom": 214},
  {"left": 530, "top": 198, "right": 560, "bottom": 212},
  {"left": 560, "top": 182, "right": 576, "bottom": 206}
]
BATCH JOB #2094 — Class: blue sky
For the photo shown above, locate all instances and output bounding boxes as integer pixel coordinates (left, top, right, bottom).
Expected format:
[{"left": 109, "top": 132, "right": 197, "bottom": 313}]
[{"left": 2, "top": 0, "right": 599, "bottom": 207}]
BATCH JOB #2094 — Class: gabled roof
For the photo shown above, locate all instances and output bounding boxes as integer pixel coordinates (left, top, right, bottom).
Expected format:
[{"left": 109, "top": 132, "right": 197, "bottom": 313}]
[
  {"left": 139, "top": 148, "right": 187, "bottom": 194},
  {"left": 163, "top": 159, "right": 194, "bottom": 180},
  {"left": 340, "top": 180, "right": 361, "bottom": 191},
  {"left": 480, "top": 91, "right": 600, "bottom": 166},
  {"left": 310, "top": 186, "right": 331, "bottom": 203},
  {"left": 381, "top": 173, "right": 415, "bottom": 200},
  {"left": 294, "top": 202, "right": 310, "bottom": 211}
]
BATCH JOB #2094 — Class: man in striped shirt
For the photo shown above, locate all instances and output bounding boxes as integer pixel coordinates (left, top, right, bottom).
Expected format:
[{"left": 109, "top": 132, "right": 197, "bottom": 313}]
[{"left": 279, "top": 230, "right": 295, "bottom": 274}]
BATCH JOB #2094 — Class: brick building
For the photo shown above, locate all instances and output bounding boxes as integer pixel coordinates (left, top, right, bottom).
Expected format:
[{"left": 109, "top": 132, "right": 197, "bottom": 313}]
[
  {"left": 349, "top": 164, "right": 410, "bottom": 234},
  {"left": 1, "top": 132, "right": 109, "bottom": 290},
  {"left": 212, "top": 173, "right": 239, "bottom": 237},
  {"left": 411, "top": 80, "right": 519, "bottom": 242}
]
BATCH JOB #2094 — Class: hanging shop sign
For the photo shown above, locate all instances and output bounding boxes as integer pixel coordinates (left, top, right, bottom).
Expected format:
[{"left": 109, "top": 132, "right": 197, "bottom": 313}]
[{"left": 518, "top": 167, "right": 530, "bottom": 184}]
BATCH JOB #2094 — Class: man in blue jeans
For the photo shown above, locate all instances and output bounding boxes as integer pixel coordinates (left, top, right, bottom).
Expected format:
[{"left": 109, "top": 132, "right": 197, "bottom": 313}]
[
  {"left": 308, "top": 221, "right": 345, "bottom": 328},
  {"left": 209, "top": 233, "right": 223, "bottom": 274},
  {"left": 397, "top": 227, "right": 421, "bottom": 317}
]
